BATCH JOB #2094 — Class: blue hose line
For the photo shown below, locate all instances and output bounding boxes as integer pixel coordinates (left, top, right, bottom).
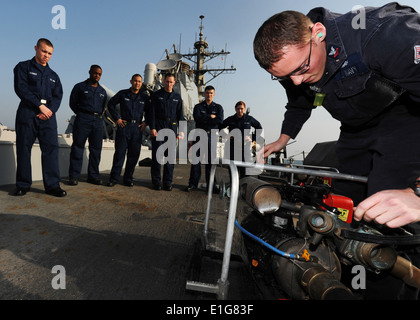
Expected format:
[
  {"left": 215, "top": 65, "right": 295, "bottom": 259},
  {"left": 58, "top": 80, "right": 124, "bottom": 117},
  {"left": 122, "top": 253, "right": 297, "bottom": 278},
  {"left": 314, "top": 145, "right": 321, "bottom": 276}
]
[{"left": 235, "top": 219, "right": 296, "bottom": 259}]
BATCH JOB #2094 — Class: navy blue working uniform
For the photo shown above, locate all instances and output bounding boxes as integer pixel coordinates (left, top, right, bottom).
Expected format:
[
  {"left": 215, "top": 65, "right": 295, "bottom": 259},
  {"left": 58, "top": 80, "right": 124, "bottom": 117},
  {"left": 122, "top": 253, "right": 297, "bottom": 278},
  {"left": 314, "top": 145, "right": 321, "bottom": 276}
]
[
  {"left": 220, "top": 113, "right": 262, "bottom": 177},
  {"left": 188, "top": 101, "right": 224, "bottom": 188},
  {"left": 13, "top": 57, "right": 63, "bottom": 191},
  {"left": 149, "top": 88, "right": 184, "bottom": 187},
  {"left": 107, "top": 89, "right": 149, "bottom": 184},
  {"left": 278, "top": 3, "right": 420, "bottom": 299},
  {"left": 68, "top": 80, "right": 107, "bottom": 180}
]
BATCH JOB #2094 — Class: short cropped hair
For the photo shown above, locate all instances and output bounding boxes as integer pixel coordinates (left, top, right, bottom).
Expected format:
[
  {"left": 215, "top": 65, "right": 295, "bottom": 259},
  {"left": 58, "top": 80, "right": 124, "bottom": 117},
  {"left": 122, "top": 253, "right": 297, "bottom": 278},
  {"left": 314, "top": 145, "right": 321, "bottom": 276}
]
[
  {"left": 89, "top": 64, "right": 102, "bottom": 72},
  {"left": 204, "top": 85, "right": 215, "bottom": 92},
  {"left": 131, "top": 74, "right": 142, "bottom": 80},
  {"left": 36, "top": 38, "right": 53, "bottom": 48},
  {"left": 254, "top": 11, "right": 313, "bottom": 70},
  {"left": 164, "top": 73, "right": 176, "bottom": 79}
]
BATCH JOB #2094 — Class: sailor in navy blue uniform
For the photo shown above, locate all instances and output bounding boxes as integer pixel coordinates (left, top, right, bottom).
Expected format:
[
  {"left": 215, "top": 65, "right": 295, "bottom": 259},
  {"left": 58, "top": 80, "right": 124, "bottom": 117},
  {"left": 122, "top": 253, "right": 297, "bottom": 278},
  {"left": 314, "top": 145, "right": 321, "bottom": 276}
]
[
  {"left": 149, "top": 73, "right": 185, "bottom": 191},
  {"left": 106, "top": 74, "right": 149, "bottom": 187},
  {"left": 13, "top": 38, "right": 66, "bottom": 197},
  {"left": 185, "top": 85, "right": 224, "bottom": 191},
  {"left": 68, "top": 65, "right": 107, "bottom": 186},
  {"left": 220, "top": 101, "right": 262, "bottom": 178},
  {"left": 254, "top": 3, "right": 420, "bottom": 299}
]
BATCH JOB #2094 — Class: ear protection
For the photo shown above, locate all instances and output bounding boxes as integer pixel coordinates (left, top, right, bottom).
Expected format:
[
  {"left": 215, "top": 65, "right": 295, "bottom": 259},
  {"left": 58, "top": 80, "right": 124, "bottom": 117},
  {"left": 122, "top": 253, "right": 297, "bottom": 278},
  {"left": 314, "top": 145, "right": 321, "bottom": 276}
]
[{"left": 317, "top": 32, "right": 324, "bottom": 38}]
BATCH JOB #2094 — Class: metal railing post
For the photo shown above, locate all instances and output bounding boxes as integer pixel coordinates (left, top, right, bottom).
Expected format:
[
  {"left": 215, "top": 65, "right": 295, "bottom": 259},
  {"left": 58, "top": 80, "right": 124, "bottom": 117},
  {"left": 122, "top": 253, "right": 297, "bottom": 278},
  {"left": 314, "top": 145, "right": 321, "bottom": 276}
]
[
  {"left": 186, "top": 162, "right": 240, "bottom": 300},
  {"left": 203, "top": 164, "right": 217, "bottom": 243}
]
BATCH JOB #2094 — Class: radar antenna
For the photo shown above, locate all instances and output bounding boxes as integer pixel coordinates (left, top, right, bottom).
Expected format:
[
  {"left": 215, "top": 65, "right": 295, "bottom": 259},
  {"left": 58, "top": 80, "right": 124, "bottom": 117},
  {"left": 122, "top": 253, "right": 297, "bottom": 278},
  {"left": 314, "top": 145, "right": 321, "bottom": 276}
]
[{"left": 182, "top": 15, "right": 236, "bottom": 100}]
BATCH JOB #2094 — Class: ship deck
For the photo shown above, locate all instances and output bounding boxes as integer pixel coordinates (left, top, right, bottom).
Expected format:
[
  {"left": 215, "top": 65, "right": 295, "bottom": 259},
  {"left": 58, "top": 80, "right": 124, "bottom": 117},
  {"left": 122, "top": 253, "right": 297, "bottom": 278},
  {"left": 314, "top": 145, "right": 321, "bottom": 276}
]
[{"left": 0, "top": 164, "right": 261, "bottom": 300}]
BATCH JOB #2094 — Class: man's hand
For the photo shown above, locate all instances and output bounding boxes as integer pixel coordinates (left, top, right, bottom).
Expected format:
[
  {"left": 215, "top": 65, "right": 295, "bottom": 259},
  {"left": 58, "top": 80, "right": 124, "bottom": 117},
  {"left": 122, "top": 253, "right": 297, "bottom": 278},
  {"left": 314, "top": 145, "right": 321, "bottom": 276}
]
[
  {"left": 150, "top": 129, "right": 157, "bottom": 137},
  {"left": 257, "top": 134, "right": 291, "bottom": 164},
  {"left": 38, "top": 104, "right": 52, "bottom": 119},
  {"left": 354, "top": 188, "right": 420, "bottom": 228},
  {"left": 117, "top": 119, "right": 126, "bottom": 128},
  {"left": 36, "top": 113, "right": 49, "bottom": 120},
  {"left": 139, "top": 122, "right": 146, "bottom": 131}
]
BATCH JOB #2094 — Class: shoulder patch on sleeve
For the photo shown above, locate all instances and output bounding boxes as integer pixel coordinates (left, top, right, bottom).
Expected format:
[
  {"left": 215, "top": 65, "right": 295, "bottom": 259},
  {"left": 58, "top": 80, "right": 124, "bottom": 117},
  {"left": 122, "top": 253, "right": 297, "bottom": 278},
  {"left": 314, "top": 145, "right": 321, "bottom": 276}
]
[{"left": 414, "top": 45, "right": 420, "bottom": 64}]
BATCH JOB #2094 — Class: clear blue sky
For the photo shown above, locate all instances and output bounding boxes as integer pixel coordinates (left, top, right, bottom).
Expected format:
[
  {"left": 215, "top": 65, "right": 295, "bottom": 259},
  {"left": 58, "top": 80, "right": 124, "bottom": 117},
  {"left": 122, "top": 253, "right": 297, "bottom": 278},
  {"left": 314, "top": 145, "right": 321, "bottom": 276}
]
[{"left": 1, "top": 0, "right": 419, "bottom": 159}]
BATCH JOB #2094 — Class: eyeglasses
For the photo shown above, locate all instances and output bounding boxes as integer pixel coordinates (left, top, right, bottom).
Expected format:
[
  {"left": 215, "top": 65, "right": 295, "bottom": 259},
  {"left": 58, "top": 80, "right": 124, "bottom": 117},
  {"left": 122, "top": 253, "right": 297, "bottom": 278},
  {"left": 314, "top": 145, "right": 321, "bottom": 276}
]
[{"left": 271, "top": 36, "right": 312, "bottom": 82}]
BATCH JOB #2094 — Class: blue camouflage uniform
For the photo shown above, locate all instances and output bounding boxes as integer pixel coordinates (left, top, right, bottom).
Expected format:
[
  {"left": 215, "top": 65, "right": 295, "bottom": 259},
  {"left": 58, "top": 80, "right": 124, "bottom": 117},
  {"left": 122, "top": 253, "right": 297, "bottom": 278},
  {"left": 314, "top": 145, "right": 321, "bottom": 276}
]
[
  {"left": 149, "top": 88, "right": 184, "bottom": 187},
  {"left": 68, "top": 80, "right": 107, "bottom": 180},
  {"left": 13, "top": 57, "right": 63, "bottom": 191},
  {"left": 188, "top": 100, "right": 224, "bottom": 188},
  {"left": 107, "top": 88, "right": 149, "bottom": 184},
  {"left": 279, "top": 3, "right": 420, "bottom": 299}
]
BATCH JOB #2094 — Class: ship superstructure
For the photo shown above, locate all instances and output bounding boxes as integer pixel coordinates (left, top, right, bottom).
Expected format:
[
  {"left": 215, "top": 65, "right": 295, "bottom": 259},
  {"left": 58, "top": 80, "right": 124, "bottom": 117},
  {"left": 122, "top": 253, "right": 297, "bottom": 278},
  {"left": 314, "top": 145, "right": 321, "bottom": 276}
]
[{"left": 143, "top": 15, "right": 236, "bottom": 122}]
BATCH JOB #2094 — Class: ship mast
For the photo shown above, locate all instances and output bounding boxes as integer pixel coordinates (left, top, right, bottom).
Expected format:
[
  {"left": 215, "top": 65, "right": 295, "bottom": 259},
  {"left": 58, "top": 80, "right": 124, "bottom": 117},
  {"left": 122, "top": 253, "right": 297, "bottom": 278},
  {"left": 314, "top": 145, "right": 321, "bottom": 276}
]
[{"left": 183, "top": 15, "right": 236, "bottom": 100}]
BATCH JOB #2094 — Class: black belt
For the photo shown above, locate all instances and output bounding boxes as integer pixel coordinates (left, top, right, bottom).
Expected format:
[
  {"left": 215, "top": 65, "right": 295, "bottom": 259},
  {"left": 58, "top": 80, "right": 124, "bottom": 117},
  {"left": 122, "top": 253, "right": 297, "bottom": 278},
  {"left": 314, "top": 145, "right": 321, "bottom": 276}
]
[
  {"left": 79, "top": 110, "right": 101, "bottom": 116},
  {"left": 157, "top": 116, "right": 176, "bottom": 122}
]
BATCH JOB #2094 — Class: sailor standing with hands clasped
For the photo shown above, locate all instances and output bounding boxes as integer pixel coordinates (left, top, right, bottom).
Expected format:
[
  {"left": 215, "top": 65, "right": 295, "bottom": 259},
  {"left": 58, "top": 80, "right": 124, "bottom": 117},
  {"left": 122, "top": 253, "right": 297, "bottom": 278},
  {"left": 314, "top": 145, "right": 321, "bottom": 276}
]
[
  {"left": 68, "top": 65, "right": 107, "bottom": 186},
  {"left": 149, "top": 73, "right": 185, "bottom": 191},
  {"left": 185, "top": 85, "right": 224, "bottom": 192},
  {"left": 106, "top": 74, "right": 149, "bottom": 187},
  {"left": 13, "top": 38, "right": 67, "bottom": 197}
]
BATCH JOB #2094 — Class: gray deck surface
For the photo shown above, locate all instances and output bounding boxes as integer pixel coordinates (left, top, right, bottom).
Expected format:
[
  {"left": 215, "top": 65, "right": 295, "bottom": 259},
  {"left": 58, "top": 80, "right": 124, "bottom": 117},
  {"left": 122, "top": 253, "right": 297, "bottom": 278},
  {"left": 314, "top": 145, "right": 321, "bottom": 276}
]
[{"left": 0, "top": 164, "right": 260, "bottom": 301}]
